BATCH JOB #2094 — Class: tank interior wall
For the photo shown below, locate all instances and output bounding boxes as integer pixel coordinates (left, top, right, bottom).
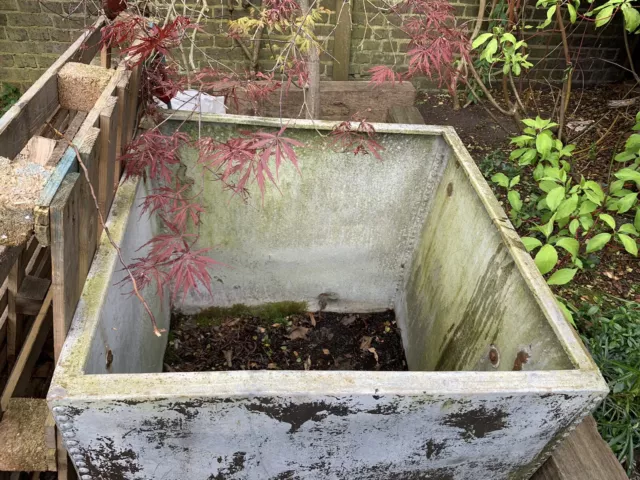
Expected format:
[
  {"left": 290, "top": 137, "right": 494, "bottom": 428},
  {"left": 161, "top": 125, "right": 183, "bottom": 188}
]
[
  {"left": 80, "top": 180, "right": 170, "bottom": 375},
  {"left": 394, "top": 154, "right": 575, "bottom": 373},
  {"left": 173, "top": 121, "right": 449, "bottom": 320}
]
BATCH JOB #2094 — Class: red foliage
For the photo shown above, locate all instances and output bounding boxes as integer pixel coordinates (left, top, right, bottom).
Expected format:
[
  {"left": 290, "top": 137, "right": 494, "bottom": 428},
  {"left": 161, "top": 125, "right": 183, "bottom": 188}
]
[
  {"left": 121, "top": 16, "right": 200, "bottom": 66},
  {"left": 100, "top": 15, "right": 145, "bottom": 49},
  {"left": 196, "top": 127, "right": 303, "bottom": 198},
  {"left": 368, "top": 65, "right": 404, "bottom": 87},
  {"left": 370, "top": 0, "right": 470, "bottom": 92},
  {"left": 330, "top": 116, "right": 384, "bottom": 160},
  {"left": 120, "top": 130, "right": 190, "bottom": 183},
  {"left": 263, "top": 0, "right": 301, "bottom": 24}
]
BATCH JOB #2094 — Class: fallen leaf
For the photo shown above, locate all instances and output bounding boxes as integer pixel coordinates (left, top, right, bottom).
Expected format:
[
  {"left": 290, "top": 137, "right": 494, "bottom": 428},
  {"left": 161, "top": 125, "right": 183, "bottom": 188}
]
[
  {"left": 267, "top": 363, "right": 278, "bottom": 369},
  {"left": 341, "top": 314, "right": 357, "bottom": 326},
  {"left": 223, "top": 349, "right": 233, "bottom": 367},
  {"left": 359, "top": 336, "right": 373, "bottom": 351},
  {"left": 288, "top": 326, "right": 310, "bottom": 341},
  {"left": 304, "top": 355, "right": 312, "bottom": 371},
  {"left": 368, "top": 347, "right": 379, "bottom": 363},
  {"left": 322, "top": 348, "right": 330, "bottom": 355},
  {"left": 308, "top": 312, "right": 316, "bottom": 327}
]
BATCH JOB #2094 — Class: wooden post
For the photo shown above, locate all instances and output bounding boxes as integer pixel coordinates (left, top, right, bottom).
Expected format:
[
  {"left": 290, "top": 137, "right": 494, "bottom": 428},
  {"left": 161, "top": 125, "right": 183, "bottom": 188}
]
[
  {"left": 332, "top": 0, "right": 353, "bottom": 81},
  {"left": 98, "top": 96, "right": 119, "bottom": 238},
  {"left": 100, "top": 45, "right": 112, "bottom": 69},
  {"left": 6, "top": 247, "right": 24, "bottom": 369}
]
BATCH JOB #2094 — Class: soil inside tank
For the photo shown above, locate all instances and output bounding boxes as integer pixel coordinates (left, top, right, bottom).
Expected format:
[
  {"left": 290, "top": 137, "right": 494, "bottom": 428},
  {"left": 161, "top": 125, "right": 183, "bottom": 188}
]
[{"left": 163, "top": 302, "right": 408, "bottom": 372}]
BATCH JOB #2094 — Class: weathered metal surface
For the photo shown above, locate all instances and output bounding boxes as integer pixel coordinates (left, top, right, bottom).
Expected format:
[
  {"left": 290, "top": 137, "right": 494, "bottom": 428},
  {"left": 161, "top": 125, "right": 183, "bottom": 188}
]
[{"left": 48, "top": 114, "right": 608, "bottom": 480}]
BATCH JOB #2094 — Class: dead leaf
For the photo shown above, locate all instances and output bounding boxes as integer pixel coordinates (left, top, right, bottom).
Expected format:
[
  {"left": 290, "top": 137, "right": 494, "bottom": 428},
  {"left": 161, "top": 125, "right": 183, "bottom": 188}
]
[
  {"left": 359, "top": 336, "right": 373, "bottom": 351},
  {"left": 223, "top": 349, "right": 233, "bottom": 367},
  {"left": 308, "top": 312, "right": 316, "bottom": 327},
  {"left": 341, "top": 314, "right": 357, "bottom": 326},
  {"left": 368, "top": 347, "right": 379, "bottom": 363},
  {"left": 267, "top": 363, "right": 278, "bottom": 369},
  {"left": 288, "top": 326, "right": 310, "bottom": 341},
  {"left": 322, "top": 348, "right": 330, "bottom": 355},
  {"left": 304, "top": 355, "right": 312, "bottom": 371}
]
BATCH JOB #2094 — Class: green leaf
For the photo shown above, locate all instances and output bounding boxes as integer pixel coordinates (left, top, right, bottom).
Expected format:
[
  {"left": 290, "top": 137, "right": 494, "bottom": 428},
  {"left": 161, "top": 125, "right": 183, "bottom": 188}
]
[
  {"left": 510, "top": 175, "right": 521, "bottom": 188},
  {"left": 501, "top": 32, "right": 518, "bottom": 44},
  {"left": 584, "top": 181, "right": 605, "bottom": 202},
  {"left": 567, "top": 3, "right": 577, "bottom": 23},
  {"left": 585, "top": 233, "right": 612, "bottom": 253},
  {"left": 556, "top": 298, "right": 575, "bottom": 327},
  {"left": 519, "top": 148, "right": 538, "bottom": 165},
  {"left": 598, "top": 213, "right": 616, "bottom": 230},
  {"left": 482, "top": 38, "right": 499, "bottom": 61},
  {"left": 580, "top": 214, "right": 594, "bottom": 232},
  {"left": 535, "top": 244, "right": 558, "bottom": 275},
  {"left": 609, "top": 179, "right": 626, "bottom": 193},
  {"left": 619, "top": 223, "right": 638, "bottom": 236},
  {"left": 539, "top": 4, "right": 557, "bottom": 28},
  {"left": 622, "top": 4, "right": 640, "bottom": 32},
  {"left": 625, "top": 133, "right": 640, "bottom": 150},
  {"left": 522, "top": 236, "right": 543, "bottom": 252},
  {"left": 547, "top": 268, "right": 578, "bottom": 285},
  {"left": 614, "top": 151, "right": 636, "bottom": 162},
  {"left": 569, "top": 219, "right": 580, "bottom": 235},
  {"left": 617, "top": 192, "right": 638, "bottom": 213},
  {"left": 536, "top": 131, "right": 553, "bottom": 156},
  {"left": 556, "top": 194, "right": 579, "bottom": 219},
  {"left": 546, "top": 186, "right": 565, "bottom": 211},
  {"left": 539, "top": 179, "right": 561, "bottom": 192},
  {"left": 556, "top": 237, "right": 579, "bottom": 258},
  {"left": 635, "top": 207, "right": 640, "bottom": 231},
  {"left": 615, "top": 168, "right": 640, "bottom": 186},
  {"left": 508, "top": 190, "right": 523, "bottom": 212},
  {"left": 491, "top": 172, "right": 510, "bottom": 187},
  {"left": 510, "top": 148, "right": 528, "bottom": 160},
  {"left": 579, "top": 200, "right": 598, "bottom": 215},
  {"left": 595, "top": 5, "right": 615, "bottom": 27},
  {"left": 535, "top": 214, "right": 556, "bottom": 238},
  {"left": 618, "top": 233, "right": 638, "bottom": 256},
  {"left": 511, "top": 134, "right": 534, "bottom": 145},
  {"left": 472, "top": 32, "right": 494, "bottom": 49},
  {"left": 522, "top": 118, "right": 537, "bottom": 128}
]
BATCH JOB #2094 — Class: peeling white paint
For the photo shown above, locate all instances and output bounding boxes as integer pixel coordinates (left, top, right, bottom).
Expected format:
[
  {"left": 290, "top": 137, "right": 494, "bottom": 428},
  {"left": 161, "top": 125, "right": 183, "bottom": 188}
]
[{"left": 48, "top": 114, "right": 608, "bottom": 480}]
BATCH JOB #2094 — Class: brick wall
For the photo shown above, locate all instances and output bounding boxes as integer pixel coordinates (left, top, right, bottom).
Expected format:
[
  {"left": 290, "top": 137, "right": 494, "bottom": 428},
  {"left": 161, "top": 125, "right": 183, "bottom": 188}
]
[{"left": 0, "top": 0, "right": 627, "bottom": 91}]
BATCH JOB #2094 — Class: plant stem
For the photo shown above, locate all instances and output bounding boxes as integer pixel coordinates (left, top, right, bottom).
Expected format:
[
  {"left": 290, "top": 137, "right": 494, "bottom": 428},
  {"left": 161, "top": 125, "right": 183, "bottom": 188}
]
[
  {"left": 555, "top": 1, "right": 572, "bottom": 142},
  {"left": 623, "top": 26, "right": 640, "bottom": 84}
]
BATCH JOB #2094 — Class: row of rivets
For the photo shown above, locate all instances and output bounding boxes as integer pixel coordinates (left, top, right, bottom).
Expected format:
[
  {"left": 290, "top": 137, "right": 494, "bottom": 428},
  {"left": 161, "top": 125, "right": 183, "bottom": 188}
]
[{"left": 51, "top": 406, "right": 93, "bottom": 480}]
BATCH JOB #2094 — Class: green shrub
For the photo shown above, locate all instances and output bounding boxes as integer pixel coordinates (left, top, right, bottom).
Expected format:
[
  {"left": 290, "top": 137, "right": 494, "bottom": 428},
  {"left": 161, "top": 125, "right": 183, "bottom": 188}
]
[{"left": 0, "top": 83, "right": 20, "bottom": 116}]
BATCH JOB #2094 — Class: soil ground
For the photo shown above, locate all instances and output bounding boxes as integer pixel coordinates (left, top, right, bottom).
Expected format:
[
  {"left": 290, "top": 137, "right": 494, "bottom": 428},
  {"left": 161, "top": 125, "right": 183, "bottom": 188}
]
[
  {"left": 418, "top": 81, "right": 640, "bottom": 305},
  {"left": 164, "top": 303, "right": 407, "bottom": 372}
]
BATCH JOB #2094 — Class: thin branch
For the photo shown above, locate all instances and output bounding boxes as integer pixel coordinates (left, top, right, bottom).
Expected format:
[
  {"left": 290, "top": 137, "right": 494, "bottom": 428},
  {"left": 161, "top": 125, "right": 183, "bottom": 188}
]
[
  {"left": 623, "top": 26, "right": 640, "bottom": 84},
  {"left": 49, "top": 125, "right": 164, "bottom": 337}
]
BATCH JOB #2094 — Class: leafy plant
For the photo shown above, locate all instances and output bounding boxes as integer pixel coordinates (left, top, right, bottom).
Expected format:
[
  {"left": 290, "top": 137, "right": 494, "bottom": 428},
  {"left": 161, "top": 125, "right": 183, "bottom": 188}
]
[
  {"left": 504, "top": 117, "right": 639, "bottom": 292},
  {"left": 576, "top": 300, "right": 640, "bottom": 475},
  {"left": 0, "top": 83, "right": 20, "bottom": 116}
]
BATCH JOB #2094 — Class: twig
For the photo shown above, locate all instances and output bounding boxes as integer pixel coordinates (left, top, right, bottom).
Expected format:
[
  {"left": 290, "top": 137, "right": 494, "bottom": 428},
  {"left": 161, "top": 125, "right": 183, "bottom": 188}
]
[
  {"left": 48, "top": 124, "right": 164, "bottom": 337},
  {"left": 623, "top": 24, "right": 640, "bottom": 84}
]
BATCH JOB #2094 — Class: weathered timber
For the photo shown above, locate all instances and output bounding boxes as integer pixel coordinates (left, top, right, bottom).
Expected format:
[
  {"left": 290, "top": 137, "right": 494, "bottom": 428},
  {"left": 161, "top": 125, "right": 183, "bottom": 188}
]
[
  {"left": 0, "top": 17, "right": 105, "bottom": 160},
  {"left": 332, "top": 0, "right": 353, "bottom": 81},
  {"left": 387, "top": 106, "right": 426, "bottom": 125},
  {"left": 532, "top": 416, "right": 628, "bottom": 480}
]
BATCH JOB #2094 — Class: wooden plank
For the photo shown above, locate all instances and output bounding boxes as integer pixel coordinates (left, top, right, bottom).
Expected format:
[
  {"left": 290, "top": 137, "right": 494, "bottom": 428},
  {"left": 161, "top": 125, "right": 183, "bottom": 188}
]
[
  {"left": 78, "top": 130, "right": 101, "bottom": 276},
  {"left": 532, "top": 416, "right": 629, "bottom": 480},
  {"left": 0, "top": 288, "right": 52, "bottom": 412},
  {"left": 387, "top": 106, "right": 425, "bottom": 125},
  {"left": 115, "top": 70, "right": 132, "bottom": 186},
  {"left": 125, "top": 63, "right": 142, "bottom": 147},
  {"left": 0, "top": 246, "right": 23, "bottom": 287},
  {"left": 39, "top": 68, "right": 128, "bottom": 209},
  {"left": 6, "top": 251, "right": 24, "bottom": 369},
  {"left": 50, "top": 174, "right": 81, "bottom": 362},
  {"left": 0, "top": 16, "right": 105, "bottom": 160},
  {"left": 98, "top": 96, "right": 119, "bottom": 237},
  {"left": 332, "top": 0, "right": 353, "bottom": 81},
  {"left": 16, "top": 275, "right": 51, "bottom": 316},
  {"left": 101, "top": 45, "right": 112, "bottom": 69},
  {"left": 0, "top": 398, "right": 57, "bottom": 472},
  {"left": 46, "top": 111, "right": 88, "bottom": 168}
]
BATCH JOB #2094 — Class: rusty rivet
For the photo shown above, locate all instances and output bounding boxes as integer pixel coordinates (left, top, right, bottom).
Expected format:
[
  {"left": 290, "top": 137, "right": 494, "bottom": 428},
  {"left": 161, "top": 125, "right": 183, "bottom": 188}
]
[
  {"left": 446, "top": 183, "right": 454, "bottom": 197},
  {"left": 512, "top": 350, "right": 530, "bottom": 371},
  {"left": 488, "top": 344, "right": 500, "bottom": 368},
  {"left": 106, "top": 348, "right": 114, "bottom": 368}
]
